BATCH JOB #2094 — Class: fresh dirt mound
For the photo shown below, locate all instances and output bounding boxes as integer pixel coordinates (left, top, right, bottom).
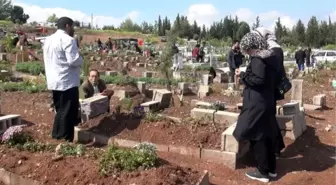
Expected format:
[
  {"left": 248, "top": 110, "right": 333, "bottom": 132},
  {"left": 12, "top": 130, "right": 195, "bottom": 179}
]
[
  {"left": 0, "top": 146, "right": 202, "bottom": 185},
  {"left": 79, "top": 113, "right": 229, "bottom": 150}
]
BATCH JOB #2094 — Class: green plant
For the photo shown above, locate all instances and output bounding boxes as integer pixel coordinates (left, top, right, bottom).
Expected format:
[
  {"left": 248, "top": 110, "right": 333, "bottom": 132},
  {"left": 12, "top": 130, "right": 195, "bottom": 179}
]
[
  {"left": 59, "top": 143, "right": 85, "bottom": 156},
  {"left": 4, "top": 132, "right": 33, "bottom": 147},
  {"left": 3, "top": 33, "right": 14, "bottom": 52},
  {"left": 82, "top": 59, "right": 91, "bottom": 76},
  {"left": 0, "top": 81, "right": 47, "bottom": 93},
  {"left": 20, "top": 141, "right": 54, "bottom": 153},
  {"left": 16, "top": 62, "right": 45, "bottom": 75},
  {"left": 99, "top": 144, "right": 158, "bottom": 175},
  {"left": 2, "top": 130, "right": 53, "bottom": 153},
  {"left": 121, "top": 97, "right": 133, "bottom": 111},
  {"left": 143, "top": 112, "right": 163, "bottom": 122}
]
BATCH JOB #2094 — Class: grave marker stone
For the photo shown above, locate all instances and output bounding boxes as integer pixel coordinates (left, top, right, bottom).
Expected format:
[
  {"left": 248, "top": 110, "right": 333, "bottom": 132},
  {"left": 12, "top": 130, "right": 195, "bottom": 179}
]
[
  {"left": 143, "top": 71, "right": 153, "bottom": 78},
  {"left": 291, "top": 79, "right": 303, "bottom": 106},
  {"left": 80, "top": 95, "right": 109, "bottom": 122},
  {"left": 313, "top": 94, "right": 326, "bottom": 107},
  {"left": 137, "top": 81, "right": 146, "bottom": 94}
]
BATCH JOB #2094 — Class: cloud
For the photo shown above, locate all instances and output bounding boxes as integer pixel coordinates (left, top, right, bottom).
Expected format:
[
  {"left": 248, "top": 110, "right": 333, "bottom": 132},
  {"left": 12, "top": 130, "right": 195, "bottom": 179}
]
[
  {"left": 329, "top": 10, "right": 336, "bottom": 21},
  {"left": 234, "top": 8, "right": 296, "bottom": 30},
  {"left": 11, "top": 1, "right": 139, "bottom": 28},
  {"left": 184, "top": 4, "right": 297, "bottom": 30},
  {"left": 184, "top": 4, "right": 219, "bottom": 27}
]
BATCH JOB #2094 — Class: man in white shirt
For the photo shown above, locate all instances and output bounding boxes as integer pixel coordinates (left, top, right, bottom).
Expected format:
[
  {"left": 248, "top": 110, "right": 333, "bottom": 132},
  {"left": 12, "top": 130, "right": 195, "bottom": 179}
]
[{"left": 43, "top": 17, "right": 83, "bottom": 142}]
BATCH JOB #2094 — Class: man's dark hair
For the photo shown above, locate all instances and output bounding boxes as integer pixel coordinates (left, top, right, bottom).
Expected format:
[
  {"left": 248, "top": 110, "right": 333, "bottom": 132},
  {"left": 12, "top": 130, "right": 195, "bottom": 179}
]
[
  {"left": 57, "top": 17, "right": 74, "bottom": 30},
  {"left": 89, "top": 69, "right": 100, "bottom": 77},
  {"left": 233, "top": 40, "right": 239, "bottom": 44}
]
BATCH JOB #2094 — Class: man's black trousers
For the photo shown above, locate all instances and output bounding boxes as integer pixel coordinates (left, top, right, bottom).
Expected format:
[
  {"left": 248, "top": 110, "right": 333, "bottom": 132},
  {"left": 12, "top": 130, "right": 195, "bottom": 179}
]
[{"left": 52, "top": 87, "right": 79, "bottom": 142}]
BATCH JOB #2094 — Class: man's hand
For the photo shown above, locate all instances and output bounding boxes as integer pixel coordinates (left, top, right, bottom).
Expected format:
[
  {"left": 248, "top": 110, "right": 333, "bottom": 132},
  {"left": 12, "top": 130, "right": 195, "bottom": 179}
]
[
  {"left": 100, "top": 89, "right": 114, "bottom": 97},
  {"left": 235, "top": 69, "right": 240, "bottom": 76}
]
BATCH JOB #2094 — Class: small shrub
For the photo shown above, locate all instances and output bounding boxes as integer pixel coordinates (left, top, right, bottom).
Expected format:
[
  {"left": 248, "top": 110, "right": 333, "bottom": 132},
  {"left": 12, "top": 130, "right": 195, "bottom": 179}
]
[
  {"left": 120, "top": 97, "right": 133, "bottom": 111},
  {"left": 99, "top": 143, "right": 158, "bottom": 175},
  {"left": 0, "top": 81, "right": 47, "bottom": 93},
  {"left": 143, "top": 112, "right": 163, "bottom": 122},
  {"left": 1, "top": 125, "right": 52, "bottom": 152},
  {"left": 58, "top": 143, "right": 85, "bottom": 156},
  {"left": 16, "top": 62, "right": 45, "bottom": 75}
]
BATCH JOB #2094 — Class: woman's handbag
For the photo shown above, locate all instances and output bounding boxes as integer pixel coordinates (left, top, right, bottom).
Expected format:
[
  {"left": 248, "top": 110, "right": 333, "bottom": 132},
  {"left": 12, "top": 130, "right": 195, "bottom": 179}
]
[{"left": 276, "top": 76, "right": 292, "bottom": 96}]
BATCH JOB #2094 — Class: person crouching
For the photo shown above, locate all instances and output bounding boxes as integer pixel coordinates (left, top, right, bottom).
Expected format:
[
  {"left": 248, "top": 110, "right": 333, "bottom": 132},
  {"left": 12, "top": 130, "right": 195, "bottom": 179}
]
[{"left": 81, "top": 69, "right": 114, "bottom": 112}]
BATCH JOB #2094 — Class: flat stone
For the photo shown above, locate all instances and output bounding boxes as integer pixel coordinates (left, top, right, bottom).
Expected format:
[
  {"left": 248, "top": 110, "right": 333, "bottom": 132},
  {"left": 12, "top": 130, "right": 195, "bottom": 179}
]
[
  {"left": 152, "top": 89, "right": 172, "bottom": 109},
  {"left": 190, "top": 108, "right": 216, "bottom": 120},
  {"left": 195, "top": 101, "right": 212, "bottom": 108},
  {"left": 276, "top": 114, "right": 304, "bottom": 140},
  {"left": 282, "top": 102, "right": 300, "bottom": 115},
  {"left": 113, "top": 138, "right": 140, "bottom": 148},
  {"left": 313, "top": 94, "right": 326, "bottom": 107},
  {"left": 214, "top": 111, "right": 239, "bottom": 125},
  {"left": 136, "top": 63, "right": 145, "bottom": 67},
  {"left": 105, "top": 71, "right": 118, "bottom": 76},
  {"left": 141, "top": 100, "right": 160, "bottom": 112},
  {"left": 200, "top": 149, "right": 237, "bottom": 169},
  {"left": 143, "top": 71, "right": 153, "bottom": 78},
  {"left": 169, "top": 145, "right": 201, "bottom": 158},
  {"left": 303, "top": 104, "right": 322, "bottom": 111}
]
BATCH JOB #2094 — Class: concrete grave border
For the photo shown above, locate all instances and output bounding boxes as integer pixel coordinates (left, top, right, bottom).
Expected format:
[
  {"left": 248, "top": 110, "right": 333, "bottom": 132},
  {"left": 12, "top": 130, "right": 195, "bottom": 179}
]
[{"left": 74, "top": 126, "right": 240, "bottom": 169}]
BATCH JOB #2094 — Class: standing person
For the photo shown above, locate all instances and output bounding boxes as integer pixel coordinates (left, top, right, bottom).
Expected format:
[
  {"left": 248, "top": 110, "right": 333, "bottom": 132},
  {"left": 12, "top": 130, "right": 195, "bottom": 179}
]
[
  {"left": 43, "top": 17, "right": 83, "bottom": 142},
  {"left": 97, "top": 38, "right": 102, "bottom": 50},
  {"left": 255, "top": 27, "right": 286, "bottom": 157},
  {"left": 234, "top": 32, "right": 280, "bottom": 183},
  {"left": 228, "top": 40, "right": 244, "bottom": 83},
  {"left": 295, "top": 47, "right": 306, "bottom": 71},
  {"left": 172, "top": 43, "right": 179, "bottom": 71},
  {"left": 199, "top": 42, "right": 206, "bottom": 62},
  {"left": 192, "top": 44, "right": 200, "bottom": 62},
  {"left": 305, "top": 47, "right": 312, "bottom": 70}
]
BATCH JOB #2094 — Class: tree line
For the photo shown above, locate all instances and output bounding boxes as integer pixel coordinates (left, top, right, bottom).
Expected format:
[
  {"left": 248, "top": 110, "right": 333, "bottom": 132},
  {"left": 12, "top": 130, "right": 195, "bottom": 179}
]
[
  {"left": 1, "top": 0, "right": 335, "bottom": 48},
  {"left": 103, "top": 14, "right": 336, "bottom": 48}
]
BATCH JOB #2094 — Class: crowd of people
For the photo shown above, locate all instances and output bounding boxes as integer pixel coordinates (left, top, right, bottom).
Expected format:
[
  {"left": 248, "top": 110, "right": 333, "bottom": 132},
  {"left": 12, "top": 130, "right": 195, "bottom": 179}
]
[
  {"left": 43, "top": 16, "right": 290, "bottom": 183},
  {"left": 295, "top": 47, "right": 315, "bottom": 71}
]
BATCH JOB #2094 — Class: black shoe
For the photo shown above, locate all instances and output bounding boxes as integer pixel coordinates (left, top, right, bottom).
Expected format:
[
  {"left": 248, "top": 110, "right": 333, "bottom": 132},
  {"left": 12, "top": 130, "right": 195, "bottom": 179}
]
[{"left": 245, "top": 169, "right": 270, "bottom": 183}]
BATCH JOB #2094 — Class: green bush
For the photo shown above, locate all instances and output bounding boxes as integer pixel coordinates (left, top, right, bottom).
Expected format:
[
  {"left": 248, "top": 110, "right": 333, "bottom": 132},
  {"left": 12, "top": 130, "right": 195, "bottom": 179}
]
[
  {"left": 0, "top": 62, "right": 11, "bottom": 71},
  {"left": 3, "top": 131, "right": 53, "bottom": 153},
  {"left": 0, "top": 82, "right": 47, "bottom": 93},
  {"left": 16, "top": 62, "right": 45, "bottom": 75},
  {"left": 99, "top": 143, "right": 158, "bottom": 175},
  {"left": 323, "top": 44, "right": 336, "bottom": 50}
]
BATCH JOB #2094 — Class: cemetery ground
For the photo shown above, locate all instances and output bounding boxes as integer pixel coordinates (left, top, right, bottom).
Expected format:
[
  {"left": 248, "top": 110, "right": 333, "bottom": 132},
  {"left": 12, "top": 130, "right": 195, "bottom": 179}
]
[
  {"left": 0, "top": 58, "right": 335, "bottom": 184},
  {"left": 0, "top": 31, "right": 336, "bottom": 184}
]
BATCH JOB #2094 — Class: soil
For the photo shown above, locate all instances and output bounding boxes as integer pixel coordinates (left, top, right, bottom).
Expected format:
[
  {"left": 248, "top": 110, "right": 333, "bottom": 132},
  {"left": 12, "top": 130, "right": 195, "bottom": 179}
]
[
  {"left": 0, "top": 146, "right": 202, "bottom": 185},
  {"left": 80, "top": 113, "right": 228, "bottom": 150},
  {"left": 0, "top": 69, "right": 335, "bottom": 185}
]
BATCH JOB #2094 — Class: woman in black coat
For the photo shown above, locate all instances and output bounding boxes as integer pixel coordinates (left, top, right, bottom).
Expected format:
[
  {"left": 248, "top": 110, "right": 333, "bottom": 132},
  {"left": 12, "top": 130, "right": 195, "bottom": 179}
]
[
  {"left": 233, "top": 32, "right": 280, "bottom": 183},
  {"left": 255, "top": 27, "right": 286, "bottom": 156}
]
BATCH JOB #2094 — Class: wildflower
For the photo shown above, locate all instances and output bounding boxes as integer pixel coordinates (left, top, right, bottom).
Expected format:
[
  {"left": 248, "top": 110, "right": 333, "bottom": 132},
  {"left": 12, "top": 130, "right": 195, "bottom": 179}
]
[{"left": 1, "top": 125, "right": 26, "bottom": 142}]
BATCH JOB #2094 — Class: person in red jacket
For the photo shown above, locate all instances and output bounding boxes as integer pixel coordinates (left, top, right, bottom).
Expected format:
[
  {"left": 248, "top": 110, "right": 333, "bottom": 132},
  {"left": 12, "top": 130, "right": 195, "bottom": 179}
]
[{"left": 192, "top": 44, "right": 201, "bottom": 62}]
